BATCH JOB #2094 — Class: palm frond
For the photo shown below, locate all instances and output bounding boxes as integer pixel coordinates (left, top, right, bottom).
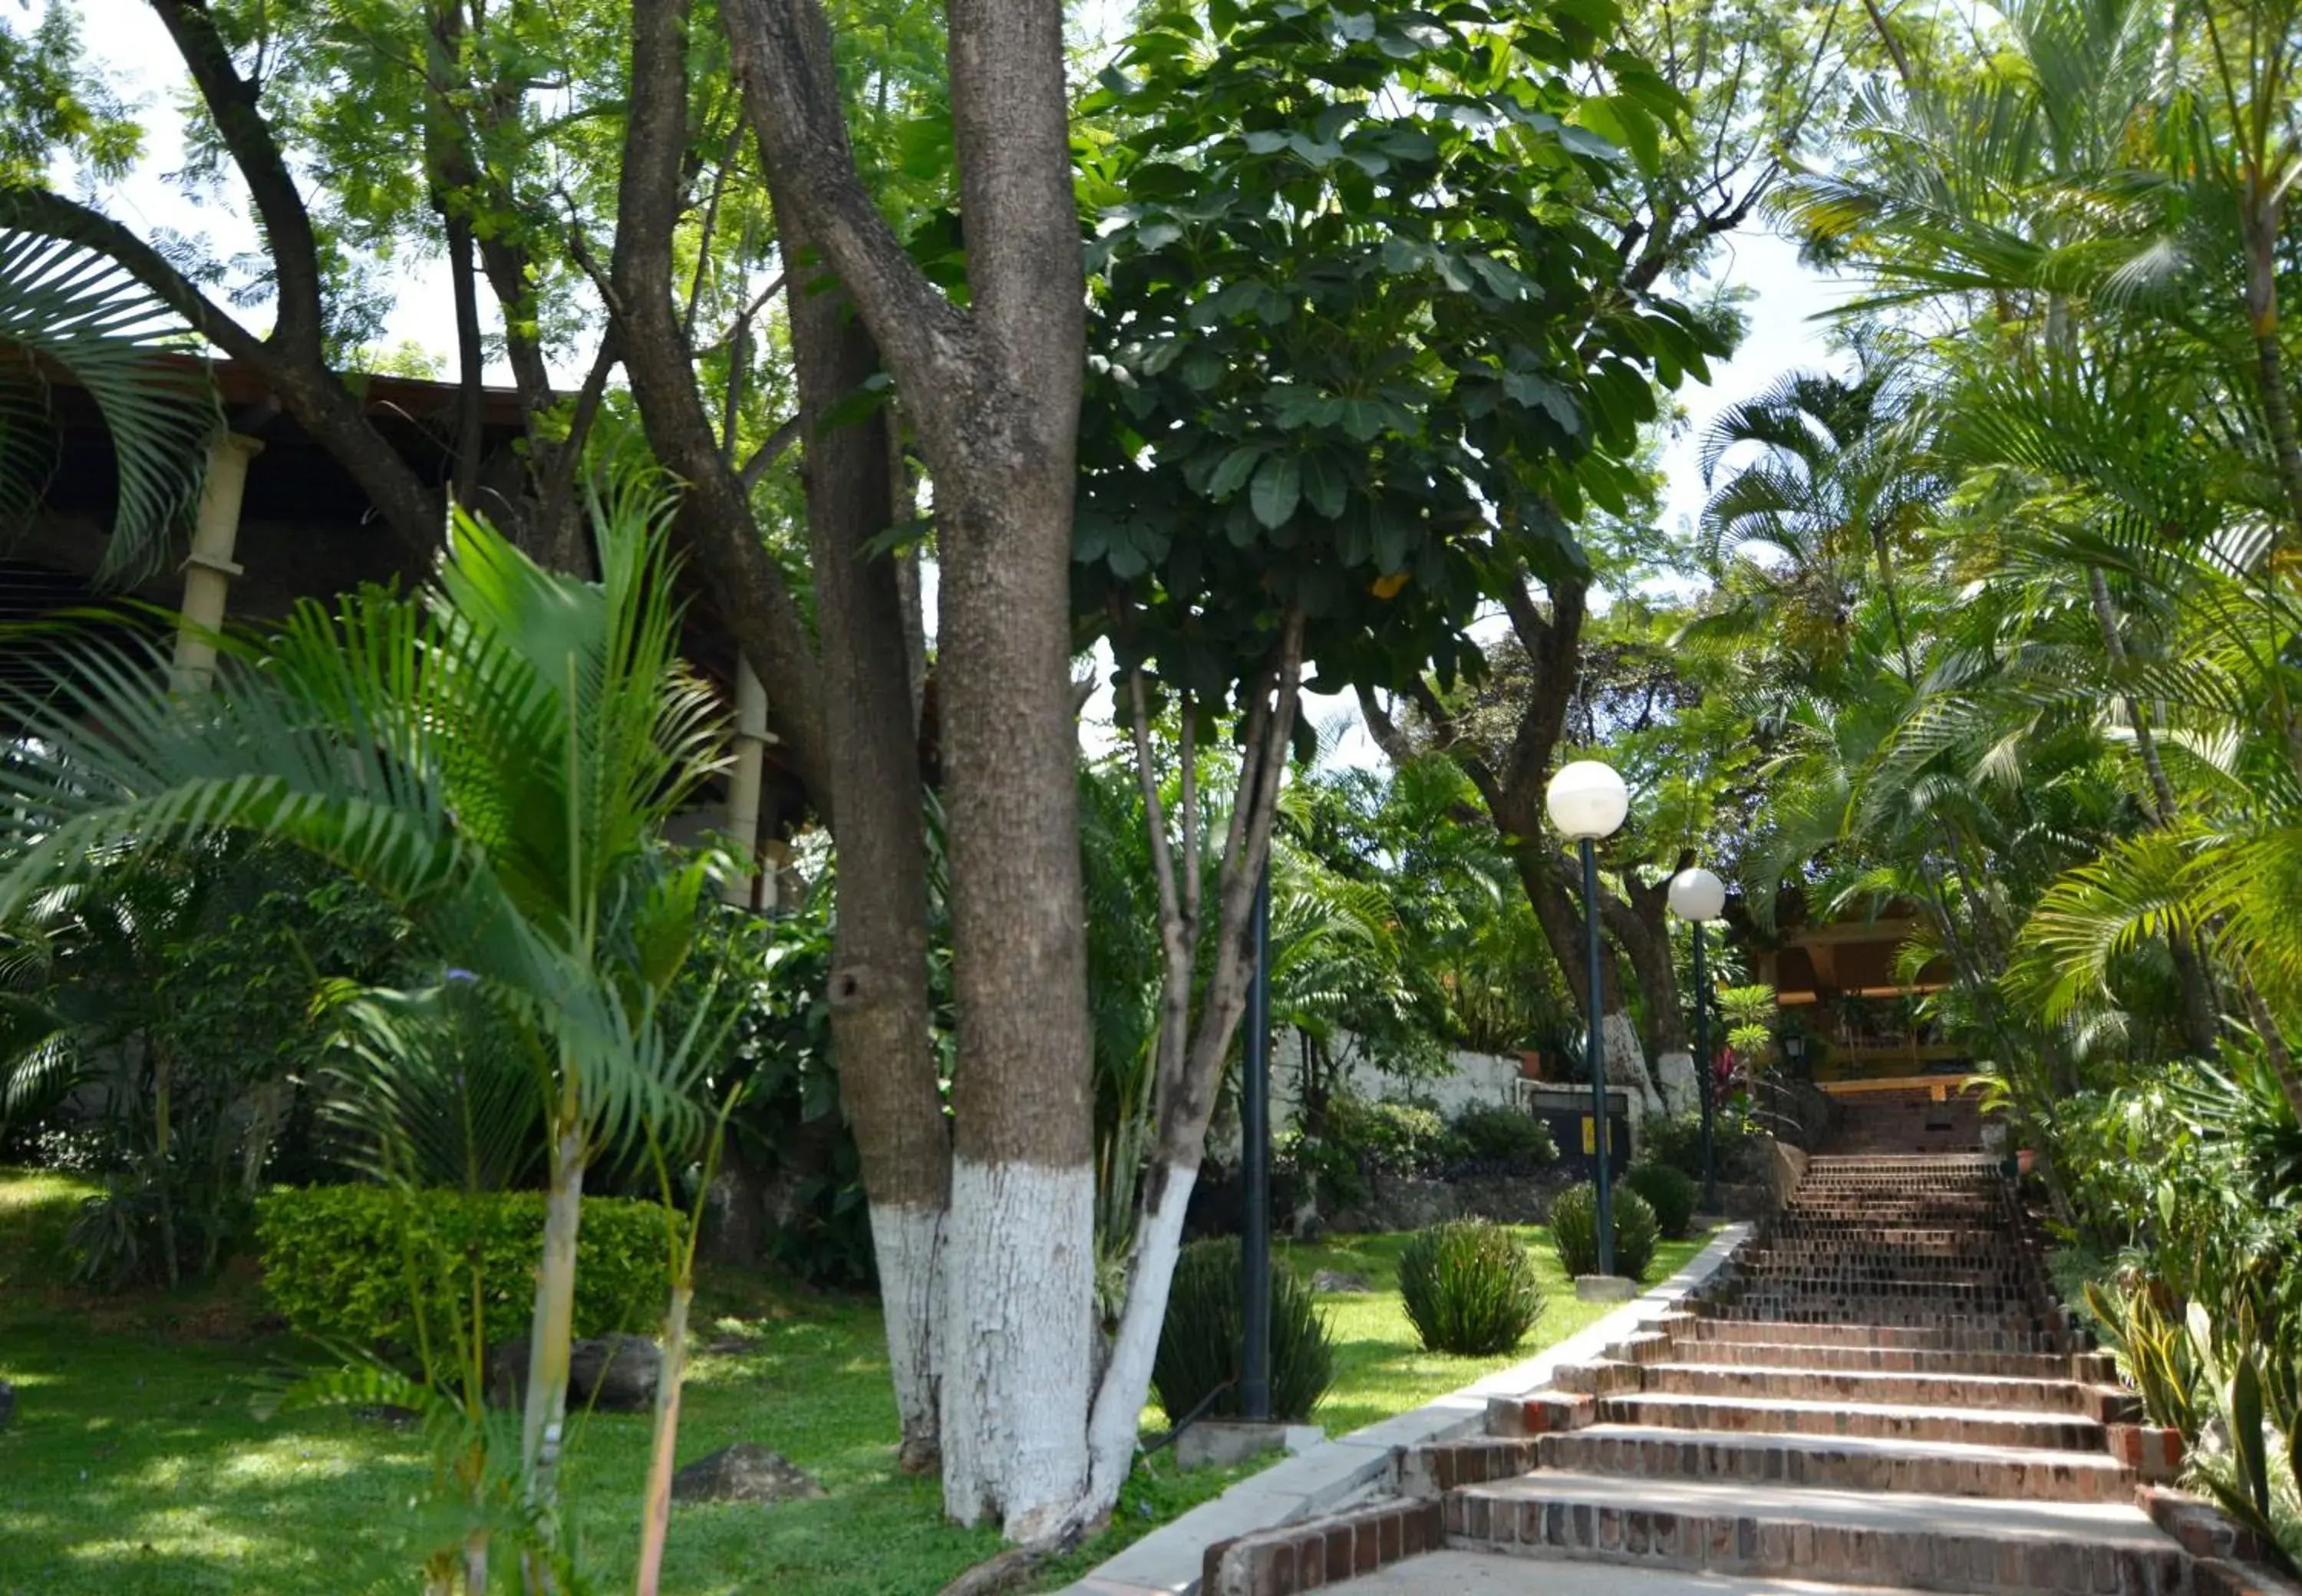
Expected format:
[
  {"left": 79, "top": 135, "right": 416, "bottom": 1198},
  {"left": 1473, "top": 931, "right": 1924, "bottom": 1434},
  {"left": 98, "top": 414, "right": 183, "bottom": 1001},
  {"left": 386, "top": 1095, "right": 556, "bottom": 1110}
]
[{"left": 0, "top": 229, "right": 218, "bottom": 580}]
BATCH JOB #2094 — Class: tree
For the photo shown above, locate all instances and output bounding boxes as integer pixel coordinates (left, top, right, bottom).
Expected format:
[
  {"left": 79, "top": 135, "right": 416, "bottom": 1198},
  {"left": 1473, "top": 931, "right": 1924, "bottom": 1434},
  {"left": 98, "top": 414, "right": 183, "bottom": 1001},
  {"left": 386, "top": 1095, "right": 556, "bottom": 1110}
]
[
  {"left": 1351, "top": 0, "right": 1835, "bottom": 1118},
  {"left": 1068, "top": 0, "right": 1718, "bottom": 1520},
  {"left": 721, "top": 0, "right": 1094, "bottom": 1538}
]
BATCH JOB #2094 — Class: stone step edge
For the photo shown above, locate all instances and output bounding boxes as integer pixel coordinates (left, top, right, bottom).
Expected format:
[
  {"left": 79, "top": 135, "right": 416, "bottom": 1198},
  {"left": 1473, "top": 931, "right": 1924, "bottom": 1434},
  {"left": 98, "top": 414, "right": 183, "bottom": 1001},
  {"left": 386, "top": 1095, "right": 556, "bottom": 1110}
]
[
  {"left": 1440, "top": 1483, "right": 2187, "bottom": 1595},
  {"left": 1199, "top": 1496, "right": 1444, "bottom": 1595}
]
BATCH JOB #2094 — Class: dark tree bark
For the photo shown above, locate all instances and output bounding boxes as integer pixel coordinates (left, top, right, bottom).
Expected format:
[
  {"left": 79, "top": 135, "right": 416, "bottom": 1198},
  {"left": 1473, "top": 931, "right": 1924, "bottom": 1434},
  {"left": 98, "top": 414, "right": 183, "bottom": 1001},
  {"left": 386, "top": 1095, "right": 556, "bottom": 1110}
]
[
  {"left": 776, "top": 194, "right": 950, "bottom": 1472},
  {"left": 724, "top": 0, "right": 1093, "bottom": 1538}
]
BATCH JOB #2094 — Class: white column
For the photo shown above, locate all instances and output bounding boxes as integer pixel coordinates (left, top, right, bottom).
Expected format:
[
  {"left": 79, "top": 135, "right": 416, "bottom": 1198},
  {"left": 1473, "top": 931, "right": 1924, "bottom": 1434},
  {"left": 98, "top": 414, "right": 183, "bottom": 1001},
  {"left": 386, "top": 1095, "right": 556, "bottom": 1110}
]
[
  {"left": 722, "top": 660, "right": 773, "bottom": 908},
  {"left": 172, "top": 433, "right": 264, "bottom": 691}
]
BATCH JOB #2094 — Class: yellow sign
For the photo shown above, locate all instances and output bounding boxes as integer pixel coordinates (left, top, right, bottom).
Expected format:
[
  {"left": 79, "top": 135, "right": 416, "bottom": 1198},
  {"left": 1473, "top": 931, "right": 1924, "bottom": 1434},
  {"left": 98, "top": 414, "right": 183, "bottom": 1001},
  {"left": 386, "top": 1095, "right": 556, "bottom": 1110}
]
[{"left": 1581, "top": 1116, "right": 1596, "bottom": 1155}]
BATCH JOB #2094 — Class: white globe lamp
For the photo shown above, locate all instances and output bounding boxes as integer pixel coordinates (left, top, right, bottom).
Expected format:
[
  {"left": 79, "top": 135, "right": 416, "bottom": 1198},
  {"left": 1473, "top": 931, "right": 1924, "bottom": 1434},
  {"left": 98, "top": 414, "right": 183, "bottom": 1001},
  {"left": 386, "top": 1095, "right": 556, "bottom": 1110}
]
[
  {"left": 1668, "top": 867, "right": 1726, "bottom": 923},
  {"left": 1545, "top": 760, "right": 1630, "bottom": 841}
]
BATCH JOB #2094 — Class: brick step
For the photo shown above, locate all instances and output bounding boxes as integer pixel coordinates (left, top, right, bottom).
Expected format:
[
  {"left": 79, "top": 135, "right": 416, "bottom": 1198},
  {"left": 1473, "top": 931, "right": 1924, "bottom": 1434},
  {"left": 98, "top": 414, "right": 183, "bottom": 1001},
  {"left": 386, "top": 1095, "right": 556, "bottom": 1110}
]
[
  {"left": 1535, "top": 1424, "right": 2142, "bottom": 1503},
  {"left": 1689, "top": 1318, "right": 2063, "bottom": 1352},
  {"left": 1595, "top": 1392, "right": 2106, "bottom": 1450},
  {"left": 1781, "top": 1206, "right": 2009, "bottom": 1223},
  {"left": 1730, "top": 1271, "right": 2032, "bottom": 1296},
  {"left": 1636, "top": 1363, "right": 2119, "bottom": 1417},
  {"left": 1443, "top": 1472, "right": 2185, "bottom": 1593},
  {"left": 1714, "top": 1293, "right": 2046, "bottom": 1321},
  {"left": 1767, "top": 1223, "right": 2013, "bottom": 1242},
  {"left": 1665, "top": 1338, "right": 2116, "bottom": 1381},
  {"left": 1749, "top": 1240, "right": 2022, "bottom": 1261}
]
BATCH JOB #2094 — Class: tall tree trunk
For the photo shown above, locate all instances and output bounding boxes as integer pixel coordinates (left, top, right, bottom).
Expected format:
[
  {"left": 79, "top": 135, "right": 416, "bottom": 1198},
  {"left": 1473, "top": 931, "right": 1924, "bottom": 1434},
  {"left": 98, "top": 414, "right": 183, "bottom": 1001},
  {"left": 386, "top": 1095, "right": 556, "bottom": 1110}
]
[
  {"left": 1085, "top": 627, "right": 1304, "bottom": 1512},
  {"left": 778, "top": 203, "right": 951, "bottom": 1472},
  {"left": 727, "top": 0, "right": 1092, "bottom": 1537}
]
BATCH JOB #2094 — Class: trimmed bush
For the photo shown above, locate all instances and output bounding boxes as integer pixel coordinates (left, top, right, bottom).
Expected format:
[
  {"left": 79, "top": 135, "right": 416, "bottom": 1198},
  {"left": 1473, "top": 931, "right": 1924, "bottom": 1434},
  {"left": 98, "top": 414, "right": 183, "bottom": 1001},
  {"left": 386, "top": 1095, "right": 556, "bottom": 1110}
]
[
  {"left": 1448, "top": 1106, "right": 1558, "bottom": 1171},
  {"left": 1152, "top": 1236, "right": 1334, "bottom": 1423},
  {"left": 258, "top": 1185, "right": 676, "bottom": 1354},
  {"left": 1547, "top": 1182, "right": 1661, "bottom": 1283},
  {"left": 1324, "top": 1094, "right": 1455, "bottom": 1176},
  {"left": 1625, "top": 1162, "right": 1699, "bottom": 1240},
  {"left": 1397, "top": 1220, "right": 1546, "bottom": 1355}
]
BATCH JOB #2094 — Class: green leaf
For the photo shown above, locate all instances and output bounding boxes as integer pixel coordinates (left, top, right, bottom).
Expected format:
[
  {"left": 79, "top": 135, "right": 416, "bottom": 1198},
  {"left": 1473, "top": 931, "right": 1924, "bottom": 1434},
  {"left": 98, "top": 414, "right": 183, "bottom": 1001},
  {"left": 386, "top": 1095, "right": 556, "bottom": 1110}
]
[
  {"left": 2233, "top": 1353, "right": 2269, "bottom": 1517},
  {"left": 1301, "top": 450, "right": 1348, "bottom": 519},
  {"left": 1251, "top": 453, "right": 1301, "bottom": 529},
  {"left": 1209, "top": 444, "right": 1265, "bottom": 498}
]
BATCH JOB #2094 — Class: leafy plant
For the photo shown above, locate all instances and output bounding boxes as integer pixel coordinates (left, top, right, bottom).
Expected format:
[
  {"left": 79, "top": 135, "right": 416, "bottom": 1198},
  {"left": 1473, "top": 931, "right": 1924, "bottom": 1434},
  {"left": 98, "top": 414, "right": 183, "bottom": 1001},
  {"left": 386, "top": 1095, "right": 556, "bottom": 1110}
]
[
  {"left": 0, "top": 473, "right": 737, "bottom": 1535},
  {"left": 1624, "top": 1162, "right": 1698, "bottom": 1241},
  {"left": 1449, "top": 1105, "right": 1557, "bottom": 1172},
  {"left": 1548, "top": 1182, "right": 1661, "bottom": 1283},
  {"left": 2083, "top": 1277, "right": 2201, "bottom": 1438},
  {"left": 2186, "top": 1301, "right": 2302, "bottom": 1577},
  {"left": 1324, "top": 1093, "right": 1456, "bottom": 1178},
  {"left": 0, "top": 229, "right": 218, "bottom": 578},
  {"left": 1150, "top": 1235, "right": 1334, "bottom": 1424},
  {"left": 1397, "top": 1219, "right": 1546, "bottom": 1356}
]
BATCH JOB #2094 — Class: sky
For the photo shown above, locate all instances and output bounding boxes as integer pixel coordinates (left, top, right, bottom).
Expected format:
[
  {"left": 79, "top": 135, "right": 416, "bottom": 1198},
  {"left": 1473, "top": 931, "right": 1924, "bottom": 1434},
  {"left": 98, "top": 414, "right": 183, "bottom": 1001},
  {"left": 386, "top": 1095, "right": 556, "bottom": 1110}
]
[{"left": 58, "top": 1, "right": 1849, "bottom": 766}]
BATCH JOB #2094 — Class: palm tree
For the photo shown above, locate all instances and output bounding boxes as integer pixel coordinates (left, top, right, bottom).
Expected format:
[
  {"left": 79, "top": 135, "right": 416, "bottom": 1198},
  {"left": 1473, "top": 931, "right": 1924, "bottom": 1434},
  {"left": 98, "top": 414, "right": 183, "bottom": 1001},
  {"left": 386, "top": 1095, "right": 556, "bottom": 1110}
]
[{"left": 0, "top": 476, "right": 728, "bottom": 1552}]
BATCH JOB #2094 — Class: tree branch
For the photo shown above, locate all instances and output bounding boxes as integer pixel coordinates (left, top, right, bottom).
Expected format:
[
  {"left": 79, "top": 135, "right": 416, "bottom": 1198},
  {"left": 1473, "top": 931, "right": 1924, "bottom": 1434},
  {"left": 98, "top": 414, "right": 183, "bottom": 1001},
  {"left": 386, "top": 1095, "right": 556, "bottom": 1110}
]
[
  {"left": 614, "top": 0, "right": 829, "bottom": 802},
  {"left": 149, "top": 0, "right": 328, "bottom": 359},
  {"left": 0, "top": 190, "right": 444, "bottom": 562},
  {"left": 721, "top": 0, "right": 970, "bottom": 394}
]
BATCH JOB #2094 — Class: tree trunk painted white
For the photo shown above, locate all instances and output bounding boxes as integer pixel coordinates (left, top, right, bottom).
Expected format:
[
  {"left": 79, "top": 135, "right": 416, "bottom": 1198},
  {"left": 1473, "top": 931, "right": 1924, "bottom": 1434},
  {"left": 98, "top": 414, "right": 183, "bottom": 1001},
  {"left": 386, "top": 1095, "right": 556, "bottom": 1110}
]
[
  {"left": 1601, "top": 1011, "right": 1664, "bottom": 1120},
  {"left": 1083, "top": 1159, "right": 1198, "bottom": 1507},
  {"left": 1654, "top": 1049, "right": 1700, "bottom": 1121},
  {"left": 519, "top": 1124, "right": 585, "bottom": 1582},
  {"left": 871, "top": 1200, "right": 948, "bottom": 1471},
  {"left": 938, "top": 1157, "right": 1094, "bottom": 1540}
]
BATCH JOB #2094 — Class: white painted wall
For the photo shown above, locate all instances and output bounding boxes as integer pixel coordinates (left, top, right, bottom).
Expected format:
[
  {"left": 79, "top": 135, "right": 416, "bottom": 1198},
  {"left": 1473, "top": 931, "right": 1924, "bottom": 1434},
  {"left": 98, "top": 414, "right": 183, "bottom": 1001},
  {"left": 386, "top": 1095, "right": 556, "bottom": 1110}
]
[{"left": 1271, "top": 1038, "right": 1527, "bottom": 1124}]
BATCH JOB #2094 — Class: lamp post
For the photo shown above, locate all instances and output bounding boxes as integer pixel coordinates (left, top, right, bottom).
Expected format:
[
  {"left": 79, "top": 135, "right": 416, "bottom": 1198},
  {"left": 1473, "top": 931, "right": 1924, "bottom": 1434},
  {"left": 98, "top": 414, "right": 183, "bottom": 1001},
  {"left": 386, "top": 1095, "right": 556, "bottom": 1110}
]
[
  {"left": 1546, "top": 759, "right": 1631, "bottom": 1279},
  {"left": 1668, "top": 867, "right": 1727, "bottom": 1214}
]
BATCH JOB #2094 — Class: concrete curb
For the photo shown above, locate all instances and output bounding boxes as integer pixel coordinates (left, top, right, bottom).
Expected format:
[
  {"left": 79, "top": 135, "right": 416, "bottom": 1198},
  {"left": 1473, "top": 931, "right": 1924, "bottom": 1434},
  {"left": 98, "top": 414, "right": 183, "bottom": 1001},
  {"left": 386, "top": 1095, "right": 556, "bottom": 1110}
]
[{"left": 1063, "top": 1222, "right": 1754, "bottom": 1596}]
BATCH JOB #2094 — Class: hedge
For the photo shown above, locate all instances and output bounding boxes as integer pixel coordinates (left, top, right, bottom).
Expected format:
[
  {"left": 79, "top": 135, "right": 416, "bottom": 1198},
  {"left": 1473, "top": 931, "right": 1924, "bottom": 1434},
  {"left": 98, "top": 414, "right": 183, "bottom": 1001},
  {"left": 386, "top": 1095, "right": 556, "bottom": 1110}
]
[{"left": 256, "top": 1185, "right": 678, "bottom": 1354}]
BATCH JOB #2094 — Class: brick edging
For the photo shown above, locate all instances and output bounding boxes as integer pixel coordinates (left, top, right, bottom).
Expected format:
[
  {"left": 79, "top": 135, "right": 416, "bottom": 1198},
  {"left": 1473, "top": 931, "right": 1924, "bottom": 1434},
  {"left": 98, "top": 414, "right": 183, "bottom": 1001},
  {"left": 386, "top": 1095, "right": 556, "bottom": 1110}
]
[{"left": 1199, "top": 1499, "right": 1443, "bottom": 1594}]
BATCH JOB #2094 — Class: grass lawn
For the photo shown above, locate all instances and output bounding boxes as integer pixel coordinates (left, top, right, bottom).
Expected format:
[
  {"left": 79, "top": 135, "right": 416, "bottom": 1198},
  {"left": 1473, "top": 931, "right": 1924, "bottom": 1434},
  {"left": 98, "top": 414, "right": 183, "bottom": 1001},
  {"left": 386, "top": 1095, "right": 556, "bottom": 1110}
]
[
  {"left": 1287, "top": 1225, "right": 1716, "bottom": 1436},
  {"left": 0, "top": 1168, "right": 1714, "bottom": 1595}
]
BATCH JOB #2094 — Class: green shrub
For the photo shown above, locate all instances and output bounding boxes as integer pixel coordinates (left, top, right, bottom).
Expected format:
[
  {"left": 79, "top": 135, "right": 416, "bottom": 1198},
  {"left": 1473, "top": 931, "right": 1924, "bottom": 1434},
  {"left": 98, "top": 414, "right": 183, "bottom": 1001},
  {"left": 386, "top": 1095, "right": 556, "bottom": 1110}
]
[
  {"left": 1397, "top": 1220, "right": 1547, "bottom": 1355},
  {"left": 1449, "top": 1106, "right": 1558, "bottom": 1171},
  {"left": 257, "top": 1185, "right": 676, "bottom": 1354},
  {"left": 1324, "top": 1094, "right": 1456, "bottom": 1176},
  {"left": 1639, "top": 1110, "right": 1769, "bottom": 1185},
  {"left": 1625, "top": 1162, "right": 1699, "bottom": 1240},
  {"left": 1547, "top": 1182, "right": 1661, "bottom": 1283},
  {"left": 1152, "top": 1236, "right": 1334, "bottom": 1423}
]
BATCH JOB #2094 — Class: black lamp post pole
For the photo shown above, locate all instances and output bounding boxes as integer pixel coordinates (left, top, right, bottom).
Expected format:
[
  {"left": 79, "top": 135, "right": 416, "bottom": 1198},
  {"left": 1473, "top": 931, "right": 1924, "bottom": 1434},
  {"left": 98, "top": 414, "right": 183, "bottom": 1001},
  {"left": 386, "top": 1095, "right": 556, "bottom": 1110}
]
[
  {"left": 1240, "top": 862, "right": 1272, "bottom": 1422},
  {"left": 1694, "top": 920, "right": 1717, "bottom": 1212},
  {"left": 1582, "top": 836, "right": 1614, "bottom": 1276}
]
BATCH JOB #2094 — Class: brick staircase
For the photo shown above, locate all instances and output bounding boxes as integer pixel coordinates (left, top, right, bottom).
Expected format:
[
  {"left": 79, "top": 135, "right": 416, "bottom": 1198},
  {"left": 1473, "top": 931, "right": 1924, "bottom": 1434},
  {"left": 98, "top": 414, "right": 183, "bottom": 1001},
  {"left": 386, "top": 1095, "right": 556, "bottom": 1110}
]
[{"left": 1433, "top": 1152, "right": 2233, "bottom": 1593}]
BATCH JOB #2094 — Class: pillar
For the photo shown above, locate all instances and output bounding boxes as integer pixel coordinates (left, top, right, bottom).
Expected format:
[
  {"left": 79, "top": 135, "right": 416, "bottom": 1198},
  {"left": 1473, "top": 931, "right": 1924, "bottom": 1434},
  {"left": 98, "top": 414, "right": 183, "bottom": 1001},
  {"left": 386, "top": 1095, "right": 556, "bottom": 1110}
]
[
  {"left": 171, "top": 433, "right": 264, "bottom": 691},
  {"left": 722, "top": 659, "right": 773, "bottom": 909}
]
